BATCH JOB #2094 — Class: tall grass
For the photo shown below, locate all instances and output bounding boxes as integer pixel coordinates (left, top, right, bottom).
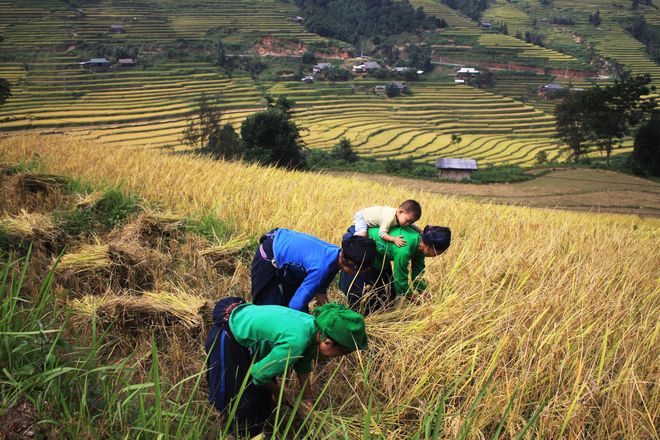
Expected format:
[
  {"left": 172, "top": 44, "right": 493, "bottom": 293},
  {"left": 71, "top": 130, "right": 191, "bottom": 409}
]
[{"left": 1, "top": 134, "right": 659, "bottom": 438}]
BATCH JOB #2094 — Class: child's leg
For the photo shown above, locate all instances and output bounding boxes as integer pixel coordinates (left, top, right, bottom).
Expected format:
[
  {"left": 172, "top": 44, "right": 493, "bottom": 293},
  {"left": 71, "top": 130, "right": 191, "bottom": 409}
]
[{"left": 353, "top": 212, "right": 369, "bottom": 236}]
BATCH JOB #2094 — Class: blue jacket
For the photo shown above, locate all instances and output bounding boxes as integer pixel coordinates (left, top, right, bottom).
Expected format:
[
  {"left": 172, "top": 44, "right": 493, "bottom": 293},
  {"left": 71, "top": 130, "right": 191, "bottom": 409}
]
[{"left": 272, "top": 228, "right": 341, "bottom": 311}]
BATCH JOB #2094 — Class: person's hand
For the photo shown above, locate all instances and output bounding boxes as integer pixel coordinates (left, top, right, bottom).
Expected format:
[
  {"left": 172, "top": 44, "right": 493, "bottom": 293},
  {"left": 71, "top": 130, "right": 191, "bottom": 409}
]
[{"left": 393, "top": 236, "right": 407, "bottom": 247}]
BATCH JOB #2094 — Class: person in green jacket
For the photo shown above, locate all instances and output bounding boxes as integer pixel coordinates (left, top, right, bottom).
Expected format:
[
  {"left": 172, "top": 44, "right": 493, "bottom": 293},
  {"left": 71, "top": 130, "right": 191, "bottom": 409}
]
[
  {"left": 339, "top": 224, "right": 451, "bottom": 314},
  {"left": 205, "top": 298, "right": 367, "bottom": 436}
]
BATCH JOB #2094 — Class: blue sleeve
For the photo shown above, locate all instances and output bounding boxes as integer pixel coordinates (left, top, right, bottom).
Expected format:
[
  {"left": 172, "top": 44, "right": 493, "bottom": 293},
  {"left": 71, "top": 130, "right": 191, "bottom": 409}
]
[{"left": 288, "top": 268, "right": 325, "bottom": 311}]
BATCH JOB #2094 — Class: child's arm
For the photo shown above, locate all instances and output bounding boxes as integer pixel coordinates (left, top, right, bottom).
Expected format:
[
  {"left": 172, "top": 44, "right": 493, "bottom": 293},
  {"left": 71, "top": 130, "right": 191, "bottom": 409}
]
[{"left": 382, "top": 232, "right": 407, "bottom": 247}]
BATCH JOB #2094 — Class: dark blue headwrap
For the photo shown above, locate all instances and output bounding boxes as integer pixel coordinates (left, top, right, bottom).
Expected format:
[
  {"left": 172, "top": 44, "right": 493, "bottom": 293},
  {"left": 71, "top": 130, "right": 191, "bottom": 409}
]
[
  {"left": 421, "top": 226, "right": 451, "bottom": 252},
  {"left": 341, "top": 235, "right": 377, "bottom": 270}
]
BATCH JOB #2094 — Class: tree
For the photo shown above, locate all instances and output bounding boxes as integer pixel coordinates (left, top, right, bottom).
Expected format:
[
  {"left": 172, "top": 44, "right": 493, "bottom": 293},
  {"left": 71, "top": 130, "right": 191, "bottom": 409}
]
[
  {"left": 385, "top": 83, "right": 401, "bottom": 98},
  {"left": 323, "top": 65, "right": 350, "bottom": 82},
  {"left": 241, "top": 96, "right": 305, "bottom": 168},
  {"left": 180, "top": 94, "right": 223, "bottom": 149},
  {"left": 0, "top": 78, "right": 11, "bottom": 106},
  {"left": 535, "top": 150, "right": 549, "bottom": 165},
  {"left": 332, "top": 137, "right": 358, "bottom": 162},
  {"left": 585, "top": 75, "right": 655, "bottom": 165},
  {"left": 406, "top": 44, "right": 433, "bottom": 72},
  {"left": 589, "top": 9, "right": 601, "bottom": 26},
  {"left": 207, "top": 123, "right": 243, "bottom": 160},
  {"left": 631, "top": 113, "right": 660, "bottom": 176},
  {"left": 215, "top": 39, "right": 226, "bottom": 66},
  {"left": 555, "top": 92, "right": 592, "bottom": 161},
  {"left": 301, "top": 51, "right": 316, "bottom": 64}
]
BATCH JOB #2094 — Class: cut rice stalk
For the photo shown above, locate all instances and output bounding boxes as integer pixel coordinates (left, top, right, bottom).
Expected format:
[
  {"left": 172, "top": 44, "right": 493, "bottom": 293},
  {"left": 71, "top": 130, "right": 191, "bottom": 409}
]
[
  {"left": 70, "top": 290, "right": 206, "bottom": 329},
  {"left": 0, "top": 209, "right": 58, "bottom": 241},
  {"left": 58, "top": 244, "right": 113, "bottom": 274}
]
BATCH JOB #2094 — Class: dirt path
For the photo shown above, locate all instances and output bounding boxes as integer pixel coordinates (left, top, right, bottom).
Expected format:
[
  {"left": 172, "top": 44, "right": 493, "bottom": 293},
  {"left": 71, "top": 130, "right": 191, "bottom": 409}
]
[{"left": 336, "top": 168, "right": 660, "bottom": 216}]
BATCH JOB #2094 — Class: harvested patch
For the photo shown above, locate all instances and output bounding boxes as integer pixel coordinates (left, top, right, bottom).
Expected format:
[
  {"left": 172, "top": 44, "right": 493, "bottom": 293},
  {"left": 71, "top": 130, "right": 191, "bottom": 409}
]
[
  {"left": 17, "top": 173, "right": 68, "bottom": 194},
  {"left": 199, "top": 235, "right": 250, "bottom": 273},
  {"left": 0, "top": 173, "right": 71, "bottom": 214},
  {"left": 70, "top": 290, "right": 208, "bottom": 330},
  {"left": 0, "top": 210, "right": 62, "bottom": 251},
  {"left": 57, "top": 241, "right": 160, "bottom": 294},
  {"left": 112, "top": 211, "right": 185, "bottom": 248}
]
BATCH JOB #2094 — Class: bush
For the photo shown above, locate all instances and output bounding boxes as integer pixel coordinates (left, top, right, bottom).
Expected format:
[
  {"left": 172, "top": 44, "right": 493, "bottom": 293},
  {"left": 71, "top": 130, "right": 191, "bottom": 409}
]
[
  {"left": 331, "top": 138, "right": 358, "bottom": 163},
  {"left": 301, "top": 51, "right": 316, "bottom": 64},
  {"left": 631, "top": 114, "right": 660, "bottom": 176}
]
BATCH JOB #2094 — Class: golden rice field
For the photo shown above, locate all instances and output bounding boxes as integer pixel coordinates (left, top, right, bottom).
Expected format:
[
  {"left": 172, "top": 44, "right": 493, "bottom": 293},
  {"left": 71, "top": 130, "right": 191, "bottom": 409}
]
[{"left": 1, "top": 134, "right": 658, "bottom": 438}]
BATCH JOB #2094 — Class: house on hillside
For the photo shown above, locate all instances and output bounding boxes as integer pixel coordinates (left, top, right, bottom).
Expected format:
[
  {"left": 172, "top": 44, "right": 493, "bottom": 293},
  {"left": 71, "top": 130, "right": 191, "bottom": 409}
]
[
  {"left": 352, "top": 61, "right": 381, "bottom": 74},
  {"left": 118, "top": 58, "right": 135, "bottom": 67},
  {"left": 373, "top": 85, "right": 387, "bottom": 94},
  {"left": 301, "top": 75, "right": 315, "bottom": 83},
  {"left": 293, "top": 16, "right": 304, "bottom": 23},
  {"left": 110, "top": 24, "right": 124, "bottom": 33},
  {"left": 74, "top": 8, "right": 85, "bottom": 18},
  {"left": 480, "top": 21, "right": 492, "bottom": 29},
  {"left": 537, "top": 83, "right": 565, "bottom": 98},
  {"left": 435, "top": 158, "right": 478, "bottom": 181},
  {"left": 455, "top": 67, "right": 480, "bottom": 84},
  {"left": 392, "top": 66, "right": 424, "bottom": 75},
  {"left": 313, "top": 62, "right": 332, "bottom": 73},
  {"left": 79, "top": 58, "right": 110, "bottom": 70}
]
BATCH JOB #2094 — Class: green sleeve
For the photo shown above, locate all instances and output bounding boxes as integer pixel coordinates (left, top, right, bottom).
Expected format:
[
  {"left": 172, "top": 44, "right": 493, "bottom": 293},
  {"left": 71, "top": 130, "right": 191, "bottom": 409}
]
[
  {"left": 251, "top": 341, "right": 308, "bottom": 386},
  {"left": 411, "top": 251, "right": 427, "bottom": 292},
  {"left": 392, "top": 248, "right": 413, "bottom": 296}
]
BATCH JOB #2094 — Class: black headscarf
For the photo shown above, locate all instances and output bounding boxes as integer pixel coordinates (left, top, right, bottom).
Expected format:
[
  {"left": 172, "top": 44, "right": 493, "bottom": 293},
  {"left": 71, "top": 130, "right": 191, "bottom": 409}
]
[
  {"left": 341, "top": 235, "right": 377, "bottom": 270},
  {"left": 421, "top": 225, "right": 451, "bottom": 253}
]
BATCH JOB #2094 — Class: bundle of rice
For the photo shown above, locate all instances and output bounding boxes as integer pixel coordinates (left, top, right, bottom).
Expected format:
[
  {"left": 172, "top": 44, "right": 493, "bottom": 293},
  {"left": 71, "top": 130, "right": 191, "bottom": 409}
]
[
  {"left": 75, "top": 191, "right": 104, "bottom": 210},
  {"left": 200, "top": 235, "right": 250, "bottom": 273},
  {"left": 57, "top": 240, "right": 159, "bottom": 293},
  {"left": 0, "top": 210, "right": 60, "bottom": 243},
  {"left": 70, "top": 290, "right": 207, "bottom": 330},
  {"left": 57, "top": 244, "right": 113, "bottom": 276},
  {"left": 18, "top": 173, "right": 68, "bottom": 193},
  {"left": 113, "top": 210, "right": 185, "bottom": 248}
]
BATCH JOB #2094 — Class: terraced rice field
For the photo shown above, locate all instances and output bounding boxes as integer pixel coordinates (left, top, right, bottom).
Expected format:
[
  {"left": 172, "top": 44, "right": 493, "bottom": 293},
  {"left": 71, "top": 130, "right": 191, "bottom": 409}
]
[
  {"left": 0, "top": 0, "right": 321, "bottom": 46},
  {"left": 268, "top": 81, "right": 571, "bottom": 165},
  {"left": 482, "top": 0, "right": 532, "bottom": 35},
  {"left": 478, "top": 34, "right": 577, "bottom": 62},
  {"left": 548, "top": 0, "right": 660, "bottom": 84},
  {"left": 0, "top": 56, "right": 263, "bottom": 147},
  {"left": 410, "top": 0, "right": 481, "bottom": 36}
]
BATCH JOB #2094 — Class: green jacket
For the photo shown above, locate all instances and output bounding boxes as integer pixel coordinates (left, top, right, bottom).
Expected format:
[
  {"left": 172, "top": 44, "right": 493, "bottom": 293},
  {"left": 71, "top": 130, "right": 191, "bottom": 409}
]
[
  {"left": 229, "top": 304, "right": 318, "bottom": 386},
  {"left": 368, "top": 225, "right": 427, "bottom": 296}
]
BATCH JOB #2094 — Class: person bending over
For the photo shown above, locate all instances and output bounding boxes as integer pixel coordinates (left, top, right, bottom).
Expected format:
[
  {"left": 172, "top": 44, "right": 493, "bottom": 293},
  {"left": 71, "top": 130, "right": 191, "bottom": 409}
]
[
  {"left": 251, "top": 228, "right": 376, "bottom": 311},
  {"left": 205, "top": 298, "right": 368, "bottom": 436}
]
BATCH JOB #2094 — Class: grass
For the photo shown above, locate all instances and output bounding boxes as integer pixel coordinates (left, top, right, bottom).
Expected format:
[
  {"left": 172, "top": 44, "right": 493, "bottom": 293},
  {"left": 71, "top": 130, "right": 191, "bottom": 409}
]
[{"left": 1, "top": 134, "right": 658, "bottom": 438}]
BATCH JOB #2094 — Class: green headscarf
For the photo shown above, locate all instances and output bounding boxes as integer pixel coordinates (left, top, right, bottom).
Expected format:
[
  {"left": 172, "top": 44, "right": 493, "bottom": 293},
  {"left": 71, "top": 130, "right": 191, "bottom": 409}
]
[{"left": 313, "top": 303, "right": 368, "bottom": 351}]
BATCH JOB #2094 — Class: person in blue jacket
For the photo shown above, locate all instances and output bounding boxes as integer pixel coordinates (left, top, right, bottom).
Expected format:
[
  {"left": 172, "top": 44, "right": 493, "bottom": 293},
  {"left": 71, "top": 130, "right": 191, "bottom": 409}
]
[{"left": 251, "top": 228, "right": 377, "bottom": 311}]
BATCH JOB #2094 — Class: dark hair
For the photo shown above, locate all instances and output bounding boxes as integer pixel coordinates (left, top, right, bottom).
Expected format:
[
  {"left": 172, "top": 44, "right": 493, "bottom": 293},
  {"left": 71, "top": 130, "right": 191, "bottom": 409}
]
[
  {"left": 341, "top": 235, "right": 377, "bottom": 270},
  {"left": 421, "top": 225, "right": 451, "bottom": 252},
  {"left": 399, "top": 199, "right": 422, "bottom": 219}
]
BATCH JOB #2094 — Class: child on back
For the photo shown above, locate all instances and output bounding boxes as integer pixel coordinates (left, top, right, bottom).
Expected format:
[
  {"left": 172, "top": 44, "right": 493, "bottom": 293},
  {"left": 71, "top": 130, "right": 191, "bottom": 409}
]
[{"left": 354, "top": 199, "right": 422, "bottom": 247}]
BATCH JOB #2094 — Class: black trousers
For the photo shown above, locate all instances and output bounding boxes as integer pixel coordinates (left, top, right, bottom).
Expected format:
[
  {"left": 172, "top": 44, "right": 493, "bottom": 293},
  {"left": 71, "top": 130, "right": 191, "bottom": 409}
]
[
  {"left": 338, "top": 226, "right": 395, "bottom": 316},
  {"left": 205, "top": 298, "right": 273, "bottom": 436},
  {"left": 251, "top": 232, "right": 301, "bottom": 308}
]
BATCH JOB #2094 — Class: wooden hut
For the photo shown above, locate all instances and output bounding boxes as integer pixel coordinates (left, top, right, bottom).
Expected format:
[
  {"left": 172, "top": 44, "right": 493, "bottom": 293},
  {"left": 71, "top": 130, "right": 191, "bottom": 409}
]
[{"left": 435, "top": 158, "right": 478, "bottom": 181}]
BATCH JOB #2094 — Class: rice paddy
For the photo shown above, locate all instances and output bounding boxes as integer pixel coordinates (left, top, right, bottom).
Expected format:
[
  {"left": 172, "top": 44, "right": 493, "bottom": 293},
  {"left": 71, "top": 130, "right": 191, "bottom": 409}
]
[{"left": 0, "top": 134, "right": 658, "bottom": 438}]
